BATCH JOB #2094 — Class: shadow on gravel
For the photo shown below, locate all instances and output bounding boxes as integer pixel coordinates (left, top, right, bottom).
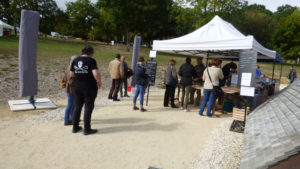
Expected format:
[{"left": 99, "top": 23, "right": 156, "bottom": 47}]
[
  {"left": 92, "top": 117, "right": 155, "bottom": 124},
  {"left": 96, "top": 122, "right": 182, "bottom": 134}
]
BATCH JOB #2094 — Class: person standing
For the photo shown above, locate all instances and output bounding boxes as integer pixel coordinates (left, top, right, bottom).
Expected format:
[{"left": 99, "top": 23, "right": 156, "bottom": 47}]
[
  {"left": 70, "top": 45, "right": 101, "bottom": 135},
  {"left": 198, "top": 59, "right": 224, "bottom": 117},
  {"left": 61, "top": 56, "right": 77, "bottom": 126},
  {"left": 108, "top": 54, "right": 124, "bottom": 101},
  {"left": 164, "top": 59, "right": 178, "bottom": 108},
  {"left": 119, "top": 56, "right": 129, "bottom": 97},
  {"left": 222, "top": 61, "right": 237, "bottom": 86},
  {"left": 133, "top": 57, "right": 148, "bottom": 112},
  {"left": 179, "top": 57, "right": 197, "bottom": 112},
  {"left": 288, "top": 65, "right": 297, "bottom": 84},
  {"left": 256, "top": 65, "right": 261, "bottom": 78},
  {"left": 189, "top": 58, "right": 205, "bottom": 106}
]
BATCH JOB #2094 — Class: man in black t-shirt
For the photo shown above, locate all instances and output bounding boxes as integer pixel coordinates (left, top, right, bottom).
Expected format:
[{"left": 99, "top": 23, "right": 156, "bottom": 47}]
[{"left": 70, "top": 45, "right": 102, "bottom": 135}]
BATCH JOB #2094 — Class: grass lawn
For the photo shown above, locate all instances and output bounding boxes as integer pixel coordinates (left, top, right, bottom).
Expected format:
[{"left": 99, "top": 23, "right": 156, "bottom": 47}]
[{"left": 0, "top": 37, "right": 297, "bottom": 84}]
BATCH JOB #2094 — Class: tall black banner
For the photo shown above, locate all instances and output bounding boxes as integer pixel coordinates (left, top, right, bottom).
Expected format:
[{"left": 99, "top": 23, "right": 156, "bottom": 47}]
[
  {"left": 18, "top": 10, "right": 40, "bottom": 97},
  {"left": 130, "top": 36, "right": 141, "bottom": 86}
]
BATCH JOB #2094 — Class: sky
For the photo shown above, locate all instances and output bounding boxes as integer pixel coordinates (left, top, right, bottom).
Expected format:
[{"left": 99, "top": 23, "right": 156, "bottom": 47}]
[{"left": 55, "top": 0, "right": 300, "bottom": 12}]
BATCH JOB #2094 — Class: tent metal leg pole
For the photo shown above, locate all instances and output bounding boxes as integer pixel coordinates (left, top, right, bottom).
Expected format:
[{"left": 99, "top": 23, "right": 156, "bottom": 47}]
[
  {"left": 272, "top": 60, "right": 275, "bottom": 81},
  {"left": 206, "top": 52, "right": 209, "bottom": 67},
  {"left": 279, "top": 64, "right": 283, "bottom": 85}
]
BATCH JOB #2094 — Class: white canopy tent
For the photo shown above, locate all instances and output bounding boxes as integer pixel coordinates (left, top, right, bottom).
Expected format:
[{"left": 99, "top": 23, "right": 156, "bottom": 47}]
[
  {"left": 153, "top": 15, "right": 282, "bottom": 62},
  {"left": 0, "top": 20, "right": 14, "bottom": 37}
]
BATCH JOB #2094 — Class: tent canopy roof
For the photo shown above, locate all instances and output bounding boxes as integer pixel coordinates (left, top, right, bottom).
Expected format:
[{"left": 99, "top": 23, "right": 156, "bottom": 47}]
[
  {"left": 0, "top": 20, "right": 14, "bottom": 30},
  {"left": 153, "top": 15, "right": 283, "bottom": 62}
]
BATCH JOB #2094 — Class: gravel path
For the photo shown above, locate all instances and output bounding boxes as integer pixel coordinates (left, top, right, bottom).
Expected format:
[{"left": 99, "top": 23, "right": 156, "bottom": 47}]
[{"left": 190, "top": 118, "right": 244, "bottom": 169}]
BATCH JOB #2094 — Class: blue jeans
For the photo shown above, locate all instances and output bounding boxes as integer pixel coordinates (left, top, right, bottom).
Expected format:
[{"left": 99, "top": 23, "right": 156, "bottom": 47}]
[
  {"left": 133, "top": 85, "right": 145, "bottom": 106},
  {"left": 290, "top": 78, "right": 295, "bottom": 84},
  {"left": 64, "top": 93, "right": 74, "bottom": 123},
  {"left": 199, "top": 89, "right": 215, "bottom": 116}
]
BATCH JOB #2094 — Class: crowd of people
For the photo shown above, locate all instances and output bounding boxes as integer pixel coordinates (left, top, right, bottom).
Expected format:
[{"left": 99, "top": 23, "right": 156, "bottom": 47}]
[
  {"left": 60, "top": 45, "right": 149, "bottom": 135},
  {"left": 164, "top": 57, "right": 227, "bottom": 116},
  {"left": 60, "top": 45, "right": 297, "bottom": 135}
]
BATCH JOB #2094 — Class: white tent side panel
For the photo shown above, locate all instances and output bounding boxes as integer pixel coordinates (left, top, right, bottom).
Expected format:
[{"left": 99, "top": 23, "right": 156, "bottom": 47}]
[
  {"left": 0, "top": 20, "right": 14, "bottom": 29},
  {"left": 252, "top": 38, "right": 276, "bottom": 59},
  {"left": 153, "top": 37, "right": 253, "bottom": 51}
]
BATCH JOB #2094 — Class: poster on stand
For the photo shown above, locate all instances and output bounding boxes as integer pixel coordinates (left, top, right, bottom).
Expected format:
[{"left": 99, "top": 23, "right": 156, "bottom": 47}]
[{"left": 240, "top": 86, "right": 255, "bottom": 97}]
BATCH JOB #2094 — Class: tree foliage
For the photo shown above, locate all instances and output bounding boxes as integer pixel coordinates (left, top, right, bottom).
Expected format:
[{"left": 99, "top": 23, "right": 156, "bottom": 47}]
[
  {"left": 9, "top": 0, "right": 60, "bottom": 34},
  {"left": 0, "top": 0, "right": 12, "bottom": 23},
  {"left": 273, "top": 9, "right": 300, "bottom": 60},
  {"left": 66, "top": 0, "right": 97, "bottom": 39},
  {"left": 2, "top": 0, "right": 299, "bottom": 60}
]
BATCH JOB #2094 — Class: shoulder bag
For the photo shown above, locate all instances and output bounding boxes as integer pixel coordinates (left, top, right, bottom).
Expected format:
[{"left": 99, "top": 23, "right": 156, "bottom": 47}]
[{"left": 207, "top": 68, "right": 223, "bottom": 97}]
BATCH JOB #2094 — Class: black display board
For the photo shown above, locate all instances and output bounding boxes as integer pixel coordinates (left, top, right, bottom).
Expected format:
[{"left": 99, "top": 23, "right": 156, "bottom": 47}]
[
  {"left": 146, "top": 60, "right": 157, "bottom": 86},
  {"left": 238, "top": 50, "right": 257, "bottom": 87}
]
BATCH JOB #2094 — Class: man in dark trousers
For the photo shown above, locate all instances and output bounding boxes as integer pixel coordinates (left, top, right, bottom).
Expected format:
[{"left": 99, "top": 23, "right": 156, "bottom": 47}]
[
  {"left": 108, "top": 54, "right": 124, "bottom": 101},
  {"left": 189, "top": 58, "right": 206, "bottom": 106},
  {"left": 70, "top": 45, "right": 101, "bottom": 135},
  {"left": 119, "top": 55, "right": 129, "bottom": 97},
  {"left": 163, "top": 59, "right": 178, "bottom": 108},
  {"left": 179, "top": 57, "right": 197, "bottom": 112}
]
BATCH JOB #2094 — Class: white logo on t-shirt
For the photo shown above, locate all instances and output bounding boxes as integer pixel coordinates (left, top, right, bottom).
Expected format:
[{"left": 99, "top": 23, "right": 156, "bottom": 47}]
[{"left": 74, "top": 61, "right": 88, "bottom": 73}]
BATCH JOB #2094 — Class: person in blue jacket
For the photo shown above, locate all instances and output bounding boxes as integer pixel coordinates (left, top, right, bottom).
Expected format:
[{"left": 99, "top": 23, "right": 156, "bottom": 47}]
[
  {"left": 133, "top": 57, "right": 148, "bottom": 112},
  {"left": 256, "top": 65, "right": 261, "bottom": 78},
  {"left": 288, "top": 65, "right": 297, "bottom": 84}
]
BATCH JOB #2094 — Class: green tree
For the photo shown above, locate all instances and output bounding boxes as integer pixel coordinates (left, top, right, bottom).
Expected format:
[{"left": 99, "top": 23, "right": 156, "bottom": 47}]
[
  {"left": 10, "top": 0, "right": 60, "bottom": 34},
  {"left": 272, "top": 5, "right": 297, "bottom": 21},
  {"left": 93, "top": 8, "right": 117, "bottom": 42},
  {"left": 170, "top": 2, "right": 196, "bottom": 36},
  {"left": 66, "top": 0, "right": 97, "bottom": 39},
  {"left": 96, "top": 0, "right": 174, "bottom": 45},
  {"left": 0, "top": 0, "right": 12, "bottom": 24},
  {"left": 184, "top": 0, "right": 246, "bottom": 30},
  {"left": 273, "top": 9, "right": 300, "bottom": 60},
  {"left": 54, "top": 10, "right": 71, "bottom": 35},
  {"left": 223, "top": 4, "right": 274, "bottom": 48}
]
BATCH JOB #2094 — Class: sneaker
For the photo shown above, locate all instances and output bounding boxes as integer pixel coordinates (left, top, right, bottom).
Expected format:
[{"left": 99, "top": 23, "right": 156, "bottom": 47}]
[
  {"left": 141, "top": 108, "right": 147, "bottom": 112},
  {"left": 184, "top": 109, "right": 190, "bottom": 112},
  {"left": 83, "top": 129, "right": 98, "bottom": 135},
  {"left": 180, "top": 107, "right": 184, "bottom": 110},
  {"left": 133, "top": 106, "right": 139, "bottom": 110},
  {"left": 124, "top": 94, "right": 130, "bottom": 97},
  {"left": 72, "top": 126, "right": 83, "bottom": 133},
  {"left": 113, "top": 98, "right": 120, "bottom": 101},
  {"left": 171, "top": 105, "right": 179, "bottom": 108},
  {"left": 64, "top": 121, "right": 72, "bottom": 126}
]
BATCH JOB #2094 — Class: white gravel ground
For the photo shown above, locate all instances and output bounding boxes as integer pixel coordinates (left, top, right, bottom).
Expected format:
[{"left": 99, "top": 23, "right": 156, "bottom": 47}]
[{"left": 190, "top": 118, "right": 244, "bottom": 169}]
